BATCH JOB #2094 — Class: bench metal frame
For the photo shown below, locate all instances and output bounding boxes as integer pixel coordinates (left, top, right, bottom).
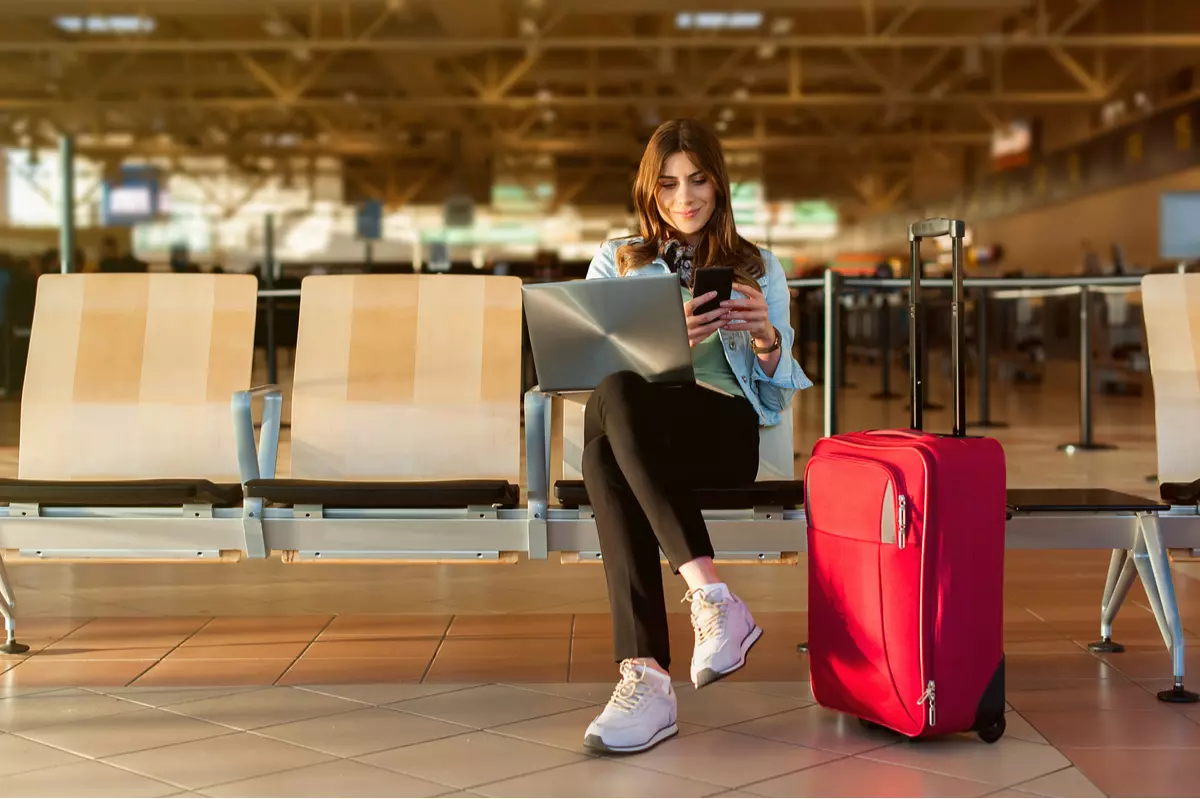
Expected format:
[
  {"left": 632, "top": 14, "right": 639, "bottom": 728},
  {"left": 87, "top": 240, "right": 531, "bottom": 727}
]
[{"left": 247, "top": 387, "right": 545, "bottom": 564}]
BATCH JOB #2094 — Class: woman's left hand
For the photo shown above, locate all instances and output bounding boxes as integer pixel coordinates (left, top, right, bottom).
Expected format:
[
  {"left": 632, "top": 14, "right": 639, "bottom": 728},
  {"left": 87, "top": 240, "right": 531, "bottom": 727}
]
[{"left": 721, "top": 283, "right": 774, "bottom": 347}]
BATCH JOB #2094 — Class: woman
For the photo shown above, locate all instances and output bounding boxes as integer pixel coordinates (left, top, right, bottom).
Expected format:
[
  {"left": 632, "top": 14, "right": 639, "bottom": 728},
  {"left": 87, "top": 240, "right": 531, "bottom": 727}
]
[{"left": 581, "top": 118, "right": 811, "bottom": 754}]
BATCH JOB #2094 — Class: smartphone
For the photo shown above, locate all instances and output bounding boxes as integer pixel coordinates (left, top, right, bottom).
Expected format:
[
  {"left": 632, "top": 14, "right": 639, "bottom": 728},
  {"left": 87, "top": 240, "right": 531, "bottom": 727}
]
[{"left": 691, "top": 267, "right": 734, "bottom": 316}]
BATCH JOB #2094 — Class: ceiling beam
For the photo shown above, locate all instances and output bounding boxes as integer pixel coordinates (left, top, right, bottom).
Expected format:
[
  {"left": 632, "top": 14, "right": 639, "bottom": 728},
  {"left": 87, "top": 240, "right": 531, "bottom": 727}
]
[
  {"left": 0, "top": 91, "right": 1108, "bottom": 112},
  {"left": 64, "top": 130, "right": 990, "bottom": 160},
  {"left": 3, "top": 33, "right": 1200, "bottom": 55},
  {"left": 0, "top": 0, "right": 1039, "bottom": 12}
]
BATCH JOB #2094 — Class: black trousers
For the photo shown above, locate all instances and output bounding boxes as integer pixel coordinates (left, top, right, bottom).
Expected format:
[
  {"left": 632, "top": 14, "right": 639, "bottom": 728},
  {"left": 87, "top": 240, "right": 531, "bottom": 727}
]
[{"left": 582, "top": 371, "right": 760, "bottom": 670}]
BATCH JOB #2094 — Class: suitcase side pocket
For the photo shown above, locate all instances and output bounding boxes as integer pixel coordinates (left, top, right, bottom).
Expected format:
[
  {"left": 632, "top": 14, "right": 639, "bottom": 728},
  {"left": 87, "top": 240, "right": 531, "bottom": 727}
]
[{"left": 806, "top": 455, "right": 921, "bottom": 733}]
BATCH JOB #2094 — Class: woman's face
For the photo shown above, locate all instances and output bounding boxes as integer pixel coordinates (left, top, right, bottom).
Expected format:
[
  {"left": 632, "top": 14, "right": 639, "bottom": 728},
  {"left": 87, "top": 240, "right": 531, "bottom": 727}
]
[{"left": 655, "top": 151, "right": 716, "bottom": 243}]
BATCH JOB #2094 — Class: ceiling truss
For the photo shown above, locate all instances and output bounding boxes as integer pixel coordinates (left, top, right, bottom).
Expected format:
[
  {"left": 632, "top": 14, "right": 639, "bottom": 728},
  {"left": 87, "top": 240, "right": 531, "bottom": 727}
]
[{"left": 0, "top": 0, "right": 1194, "bottom": 207}]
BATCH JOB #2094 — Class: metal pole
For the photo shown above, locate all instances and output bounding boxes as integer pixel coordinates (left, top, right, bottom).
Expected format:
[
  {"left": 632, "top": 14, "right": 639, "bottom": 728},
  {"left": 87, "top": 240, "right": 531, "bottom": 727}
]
[
  {"left": 263, "top": 215, "right": 278, "bottom": 386},
  {"left": 871, "top": 293, "right": 900, "bottom": 400},
  {"left": 838, "top": 297, "right": 853, "bottom": 389},
  {"left": 59, "top": 135, "right": 75, "bottom": 274},
  {"left": 1059, "top": 285, "right": 1115, "bottom": 452},
  {"left": 968, "top": 287, "right": 1007, "bottom": 428},
  {"left": 909, "top": 239, "right": 922, "bottom": 431},
  {"left": 950, "top": 233, "right": 966, "bottom": 437},
  {"left": 823, "top": 268, "right": 841, "bottom": 437}
]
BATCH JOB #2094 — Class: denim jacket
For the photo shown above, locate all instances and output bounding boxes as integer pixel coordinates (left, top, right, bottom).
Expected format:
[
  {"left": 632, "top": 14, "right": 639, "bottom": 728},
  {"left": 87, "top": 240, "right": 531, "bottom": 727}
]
[{"left": 586, "top": 237, "right": 812, "bottom": 427}]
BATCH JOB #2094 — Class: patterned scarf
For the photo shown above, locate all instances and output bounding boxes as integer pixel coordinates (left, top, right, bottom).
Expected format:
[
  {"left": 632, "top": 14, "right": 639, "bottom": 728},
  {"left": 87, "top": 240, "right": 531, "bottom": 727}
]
[{"left": 659, "top": 238, "right": 696, "bottom": 290}]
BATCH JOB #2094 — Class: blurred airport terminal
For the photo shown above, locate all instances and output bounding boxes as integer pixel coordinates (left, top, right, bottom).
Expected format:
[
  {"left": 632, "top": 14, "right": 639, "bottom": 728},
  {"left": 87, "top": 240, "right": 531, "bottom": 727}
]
[{"left": 0, "top": 0, "right": 1197, "bottom": 796}]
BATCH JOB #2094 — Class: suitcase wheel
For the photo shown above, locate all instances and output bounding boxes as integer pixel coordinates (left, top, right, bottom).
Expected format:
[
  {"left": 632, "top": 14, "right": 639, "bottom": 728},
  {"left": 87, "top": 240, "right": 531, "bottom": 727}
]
[{"left": 977, "top": 716, "right": 1006, "bottom": 744}]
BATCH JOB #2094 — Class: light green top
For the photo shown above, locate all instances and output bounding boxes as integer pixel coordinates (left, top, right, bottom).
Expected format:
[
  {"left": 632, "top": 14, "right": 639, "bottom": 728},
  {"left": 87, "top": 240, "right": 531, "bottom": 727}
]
[{"left": 682, "top": 287, "right": 746, "bottom": 399}]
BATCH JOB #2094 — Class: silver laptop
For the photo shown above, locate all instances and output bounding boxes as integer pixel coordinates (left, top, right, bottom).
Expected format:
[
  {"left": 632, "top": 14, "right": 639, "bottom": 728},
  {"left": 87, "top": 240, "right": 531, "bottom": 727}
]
[{"left": 522, "top": 273, "right": 695, "bottom": 394}]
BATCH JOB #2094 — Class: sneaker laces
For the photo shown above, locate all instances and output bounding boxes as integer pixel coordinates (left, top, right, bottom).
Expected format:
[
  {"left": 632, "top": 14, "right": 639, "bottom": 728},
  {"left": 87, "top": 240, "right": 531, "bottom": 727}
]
[
  {"left": 606, "top": 660, "right": 655, "bottom": 714},
  {"left": 685, "top": 588, "right": 728, "bottom": 645}
]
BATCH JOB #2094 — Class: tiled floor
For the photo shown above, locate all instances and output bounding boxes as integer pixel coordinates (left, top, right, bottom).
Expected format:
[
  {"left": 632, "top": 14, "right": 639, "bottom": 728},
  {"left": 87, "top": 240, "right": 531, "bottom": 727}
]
[{"left": 0, "top": 361, "right": 1195, "bottom": 795}]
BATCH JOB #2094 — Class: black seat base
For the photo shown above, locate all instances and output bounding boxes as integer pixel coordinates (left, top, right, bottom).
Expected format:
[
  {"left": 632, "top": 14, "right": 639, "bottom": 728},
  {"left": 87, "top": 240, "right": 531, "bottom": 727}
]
[
  {"left": 554, "top": 480, "right": 804, "bottom": 510},
  {"left": 1160, "top": 480, "right": 1200, "bottom": 505},
  {"left": 1005, "top": 488, "right": 1168, "bottom": 513},
  {"left": 245, "top": 479, "right": 520, "bottom": 509},
  {"left": 0, "top": 479, "right": 244, "bottom": 508}
]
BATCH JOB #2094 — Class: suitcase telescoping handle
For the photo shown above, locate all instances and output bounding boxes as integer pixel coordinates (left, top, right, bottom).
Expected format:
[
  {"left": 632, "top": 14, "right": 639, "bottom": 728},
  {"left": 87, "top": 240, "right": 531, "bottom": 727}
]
[{"left": 907, "top": 217, "right": 967, "bottom": 438}]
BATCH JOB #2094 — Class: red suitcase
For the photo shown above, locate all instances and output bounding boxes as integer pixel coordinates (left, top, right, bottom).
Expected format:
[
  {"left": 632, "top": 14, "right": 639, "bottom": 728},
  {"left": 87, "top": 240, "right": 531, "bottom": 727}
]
[{"left": 803, "top": 218, "right": 1008, "bottom": 743}]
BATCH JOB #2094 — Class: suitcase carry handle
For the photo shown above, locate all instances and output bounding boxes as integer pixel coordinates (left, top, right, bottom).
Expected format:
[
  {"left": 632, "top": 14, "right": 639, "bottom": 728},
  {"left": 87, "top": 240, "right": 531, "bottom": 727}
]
[
  {"left": 909, "top": 218, "right": 966, "bottom": 240},
  {"left": 861, "top": 429, "right": 926, "bottom": 439},
  {"left": 907, "top": 217, "right": 968, "bottom": 438}
]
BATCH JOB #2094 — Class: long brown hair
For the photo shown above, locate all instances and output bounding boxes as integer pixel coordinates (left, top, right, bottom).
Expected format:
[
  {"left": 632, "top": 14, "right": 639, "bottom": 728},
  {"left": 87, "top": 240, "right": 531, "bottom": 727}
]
[{"left": 616, "top": 118, "right": 765, "bottom": 286}]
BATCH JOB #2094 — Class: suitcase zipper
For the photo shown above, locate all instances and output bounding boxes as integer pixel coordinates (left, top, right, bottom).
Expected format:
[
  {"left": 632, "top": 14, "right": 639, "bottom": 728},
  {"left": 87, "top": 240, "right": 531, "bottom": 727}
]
[
  {"left": 897, "top": 494, "right": 908, "bottom": 549},
  {"left": 917, "top": 680, "right": 936, "bottom": 727}
]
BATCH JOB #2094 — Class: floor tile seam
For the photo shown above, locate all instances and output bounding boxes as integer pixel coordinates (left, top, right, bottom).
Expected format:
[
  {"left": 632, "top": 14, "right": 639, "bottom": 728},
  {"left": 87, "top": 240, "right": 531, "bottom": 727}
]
[
  {"left": 711, "top": 725, "right": 897, "bottom": 758},
  {"left": 492, "top": 683, "right": 602, "bottom": 707},
  {"left": 469, "top": 755, "right": 727, "bottom": 795},
  {"left": 597, "top": 734, "right": 854, "bottom": 790},
  {"left": 566, "top": 615, "right": 576, "bottom": 682},
  {"left": 853, "top": 743, "right": 1068, "bottom": 789},
  {"left": 66, "top": 749, "right": 197, "bottom": 794},
  {"left": 725, "top": 753, "right": 864, "bottom": 792},
  {"left": 1006, "top": 764, "right": 1088, "bottom": 797},
  {"left": 1047, "top": 743, "right": 1200, "bottom": 749},
  {"left": 102, "top": 748, "right": 344, "bottom": 794},
  {"left": 347, "top": 736, "right": 595, "bottom": 791},
  {"left": 9, "top": 722, "right": 244, "bottom": 762},
  {"left": 417, "top": 618, "right": 453, "bottom": 683},
  {"left": 149, "top": 694, "right": 368, "bottom": 733},
  {"left": 271, "top": 615, "right": 339, "bottom": 687},
  {"left": 699, "top": 703, "right": 822, "bottom": 731},
  {"left": 0, "top": 695, "right": 151, "bottom": 734},
  {"left": 296, "top": 682, "right": 490, "bottom": 705},
  {"left": 382, "top": 699, "right": 605, "bottom": 733},
  {"left": 244, "top": 701, "right": 480, "bottom": 741}
]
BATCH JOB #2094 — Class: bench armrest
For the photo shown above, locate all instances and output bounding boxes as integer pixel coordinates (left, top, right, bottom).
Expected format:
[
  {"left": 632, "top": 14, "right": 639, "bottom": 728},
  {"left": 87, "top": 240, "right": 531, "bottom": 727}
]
[
  {"left": 232, "top": 385, "right": 284, "bottom": 485},
  {"left": 524, "top": 387, "right": 553, "bottom": 520}
]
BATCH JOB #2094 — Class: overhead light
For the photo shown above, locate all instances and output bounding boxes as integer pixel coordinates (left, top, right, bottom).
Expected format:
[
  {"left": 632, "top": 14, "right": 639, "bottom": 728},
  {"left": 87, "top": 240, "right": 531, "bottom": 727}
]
[
  {"left": 54, "top": 15, "right": 155, "bottom": 34},
  {"left": 536, "top": 88, "right": 553, "bottom": 103},
  {"left": 676, "top": 12, "right": 764, "bottom": 31},
  {"left": 719, "top": 107, "right": 736, "bottom": 122},
  {"left": 770, "top": 17, "right": 793, "bottom": 35},
  {"left": 519, "top": 18, "right": 539, "bottom": 37},
  {"left": 716, "top": 120, "right": 729, "bottom": 132},
  {"left": 732, "top": 87, "right": 750, "bottom": 101},
  {"left": 262, "top": 18, "right": 290, "bottom": 37},
  {"left": 757, "top": 43, "right": 777, "bottom": 59}
]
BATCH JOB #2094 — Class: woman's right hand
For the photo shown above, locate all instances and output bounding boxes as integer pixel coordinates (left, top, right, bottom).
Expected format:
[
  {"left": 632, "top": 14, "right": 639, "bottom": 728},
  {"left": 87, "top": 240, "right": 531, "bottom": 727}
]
[{"left": 683, "top": 292, "right": 727, "bottom": 347}]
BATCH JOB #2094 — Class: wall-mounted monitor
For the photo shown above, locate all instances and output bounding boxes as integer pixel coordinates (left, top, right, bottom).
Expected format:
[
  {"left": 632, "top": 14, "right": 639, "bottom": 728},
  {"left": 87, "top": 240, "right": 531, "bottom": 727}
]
[
  {"left": 1161, "top": 191, "right": 1200, "bottom": 259},
  {"left": 102, "top": 165, "right": 164, "bottom": 226},
  {"left": 991, "top": 119, "right": 1037, "bottom": 171}
]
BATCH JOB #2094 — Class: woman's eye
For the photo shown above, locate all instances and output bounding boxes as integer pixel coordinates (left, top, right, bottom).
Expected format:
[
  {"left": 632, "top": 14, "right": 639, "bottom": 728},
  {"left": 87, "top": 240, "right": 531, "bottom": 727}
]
[
  {"left": 659, "top": 182, "right": 677, "bottom": 190},
  {"left": 692, "top": 177, "right": 707, "bottom": 185}
]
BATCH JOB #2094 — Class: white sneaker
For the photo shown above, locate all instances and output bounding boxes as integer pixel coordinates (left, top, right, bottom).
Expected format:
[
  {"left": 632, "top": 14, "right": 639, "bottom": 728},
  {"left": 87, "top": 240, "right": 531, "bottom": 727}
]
[
  {"left": 686, "top": 583, "right": 762, "bottom": 688},
  {"left": 583, "top": 660, "right": 679, "bottom": 754}
]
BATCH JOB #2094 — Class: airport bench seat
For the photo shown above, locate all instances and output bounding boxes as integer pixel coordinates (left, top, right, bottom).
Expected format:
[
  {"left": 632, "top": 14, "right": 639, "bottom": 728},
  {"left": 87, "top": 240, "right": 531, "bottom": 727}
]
[
  {"left": 0, "top": 479, "right": 245, "bottom": 508},
  {"left": 246, "top": 479, "right": 520, "bottom": 509},
  {"left": 553, "top": 479, "right": 804, "bottom": 511},
  {"left": 1159, "top": 480, "right": 1200, "bottom": 505},
  {"left": 1006, "top": 488, "right": 1168, "bottom": 513}
]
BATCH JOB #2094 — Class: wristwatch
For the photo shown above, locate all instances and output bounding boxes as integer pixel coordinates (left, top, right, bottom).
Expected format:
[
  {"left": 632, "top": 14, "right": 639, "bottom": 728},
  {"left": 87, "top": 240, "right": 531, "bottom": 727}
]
[{"left": 752, "top": 326, "right": 781, "bottom": 354}]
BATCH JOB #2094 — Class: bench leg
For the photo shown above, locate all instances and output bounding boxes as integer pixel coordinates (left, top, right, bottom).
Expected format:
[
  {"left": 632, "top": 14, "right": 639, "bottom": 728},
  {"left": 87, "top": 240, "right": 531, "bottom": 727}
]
[
  {"left": 1136, "top": 514, "right": 1198, "bottom": 703},
  {"left": 0, "top": 553, "right": 27, "bottom": 655},
  {"left": 1089, "top": 548, "right": 1136, "bottom": 653}
]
